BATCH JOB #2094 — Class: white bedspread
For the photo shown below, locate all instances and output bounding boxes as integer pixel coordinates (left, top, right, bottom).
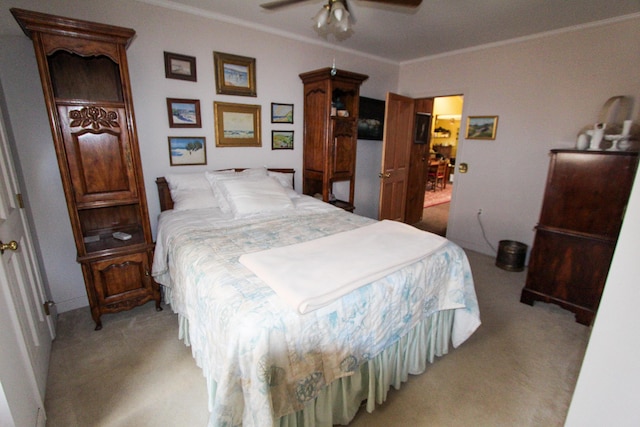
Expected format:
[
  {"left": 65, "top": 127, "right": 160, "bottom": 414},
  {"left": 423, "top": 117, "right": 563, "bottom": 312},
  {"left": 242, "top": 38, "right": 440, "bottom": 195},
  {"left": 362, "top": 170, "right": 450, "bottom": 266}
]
[
  {"left": 240, "top": 220, "right": 447, "bottom": 314},
  {"left": 152, "top": 196, "right": 481, "bottom": 427}
]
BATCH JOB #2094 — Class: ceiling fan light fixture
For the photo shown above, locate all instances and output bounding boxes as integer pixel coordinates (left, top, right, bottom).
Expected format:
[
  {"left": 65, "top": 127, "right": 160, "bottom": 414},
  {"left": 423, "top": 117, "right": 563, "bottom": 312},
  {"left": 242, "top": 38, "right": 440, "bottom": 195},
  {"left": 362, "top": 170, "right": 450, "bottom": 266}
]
[
  {"left": 335, "top": 10, "right": 351, "bottom": 32},
  {"left": 331, "top": 1, "right": 345, "bottom": 21},
  {"left": 313, "top": 4, "right": 330, "bottom": 29},
  {"left": 314, "top": 0, "right": 351, "bottom": 34}
]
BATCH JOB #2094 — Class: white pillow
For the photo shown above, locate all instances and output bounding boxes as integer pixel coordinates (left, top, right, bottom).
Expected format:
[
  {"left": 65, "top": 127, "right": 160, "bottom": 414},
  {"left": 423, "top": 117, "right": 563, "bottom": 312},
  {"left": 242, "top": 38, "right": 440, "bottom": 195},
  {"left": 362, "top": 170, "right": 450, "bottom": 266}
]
[
  {"left": 216, "top": 176, "right": 294, "bottom": 217},
  {"left": 165, "top": 173, "right": 217, "bottom": 211},
  {"left": 267, "top": 171, "right": 293, "bottom": 189},
  {"left": 268, "top": 171, "right": 300, "bottom": 199},
  {"left": 240, "top": 167, "right": 269, "bottom": 177},
  {"left": 205, "top": 168, "right": 269, "bottom": 213}
]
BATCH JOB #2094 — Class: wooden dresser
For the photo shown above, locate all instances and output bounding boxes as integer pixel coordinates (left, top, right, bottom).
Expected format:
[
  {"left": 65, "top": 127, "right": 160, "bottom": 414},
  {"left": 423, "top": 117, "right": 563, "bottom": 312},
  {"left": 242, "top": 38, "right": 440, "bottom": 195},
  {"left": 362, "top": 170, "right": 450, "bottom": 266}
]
[
  {"left": 299, "top": 68, "right": 368, "bottom": 212},
  {"left": 12, "top": 8, "right": 161, "bottom": 330},
  {"left": 521, "top": 149, "right": 638, "bottom": 325}
]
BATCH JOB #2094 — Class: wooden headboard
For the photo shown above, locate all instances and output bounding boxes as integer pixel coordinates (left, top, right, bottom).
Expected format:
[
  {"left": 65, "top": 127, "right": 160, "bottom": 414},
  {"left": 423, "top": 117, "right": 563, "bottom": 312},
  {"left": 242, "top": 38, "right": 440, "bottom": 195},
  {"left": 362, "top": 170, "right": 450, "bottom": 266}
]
[{"left": 156, "top": 168, "right": 295, "bottom": 212}]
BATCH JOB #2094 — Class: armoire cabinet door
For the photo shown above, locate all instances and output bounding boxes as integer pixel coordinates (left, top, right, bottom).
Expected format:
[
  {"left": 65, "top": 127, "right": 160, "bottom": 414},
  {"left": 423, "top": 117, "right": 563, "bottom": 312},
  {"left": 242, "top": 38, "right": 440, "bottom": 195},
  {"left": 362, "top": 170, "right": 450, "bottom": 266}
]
[
  {"left": 57, "top": 104, "right": 138, "bottom": 205},
  {"left": 330, "top": 118, "right": 356, "bottom": 179},
  {"left": 302, "top": 81, "right": 329, "bottom": 174},
  {"left": 89, "top": 251, "right": 154, "bottom": 309}
]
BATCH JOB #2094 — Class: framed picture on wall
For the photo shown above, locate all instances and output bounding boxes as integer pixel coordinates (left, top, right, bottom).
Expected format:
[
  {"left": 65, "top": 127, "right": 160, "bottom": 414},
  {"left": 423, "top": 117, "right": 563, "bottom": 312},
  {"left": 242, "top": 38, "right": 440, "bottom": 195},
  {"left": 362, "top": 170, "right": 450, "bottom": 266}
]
[
  {"left": 213, "top": 51, "right": 257, "bottom": 97},
  {"left": 214, "top": 102, "right": 261, "bottom": 147},
  {"left": 466, "top": 116, "right": 499, "bottom": 140},
  {"left": 168, "top": 136, "right": 206, "bottom": 165},
  {"left": 414, "top": 113, "right": 432, "bottom": 144},
  {"left": 164, "top": 52, "right": 197, "bottom": 82},
  {"left": 271, "top": 130, "right": 294, "bottom": 149},
  {"left": 271, "top": 103, "right": 294, "bottom": 123},
  {"left": 166, "top": 98, "right": 201, "bottom": 128}
]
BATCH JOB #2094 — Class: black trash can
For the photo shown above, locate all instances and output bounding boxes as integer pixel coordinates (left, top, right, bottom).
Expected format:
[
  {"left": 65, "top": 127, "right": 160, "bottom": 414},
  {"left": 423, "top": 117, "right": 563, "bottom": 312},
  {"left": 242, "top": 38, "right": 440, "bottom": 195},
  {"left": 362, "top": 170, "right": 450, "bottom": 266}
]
[{"left": 495, "top": 240, "right": 528, "bottom": 272}]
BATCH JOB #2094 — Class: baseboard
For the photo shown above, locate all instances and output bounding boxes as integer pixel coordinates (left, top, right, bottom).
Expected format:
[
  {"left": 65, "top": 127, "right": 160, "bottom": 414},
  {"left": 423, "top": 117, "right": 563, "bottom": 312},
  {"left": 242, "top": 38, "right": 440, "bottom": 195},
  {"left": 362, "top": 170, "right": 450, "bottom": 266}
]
[{"left": 55, "top": 295, "right": 89, "bottom": 313}]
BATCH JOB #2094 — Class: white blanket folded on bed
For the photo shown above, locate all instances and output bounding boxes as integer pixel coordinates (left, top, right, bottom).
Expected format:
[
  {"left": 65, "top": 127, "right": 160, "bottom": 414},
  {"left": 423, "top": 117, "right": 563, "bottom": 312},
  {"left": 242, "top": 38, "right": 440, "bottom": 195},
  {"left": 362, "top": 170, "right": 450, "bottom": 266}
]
[{"left": 239, "top": 220, "right": 447, "bottom": 314}]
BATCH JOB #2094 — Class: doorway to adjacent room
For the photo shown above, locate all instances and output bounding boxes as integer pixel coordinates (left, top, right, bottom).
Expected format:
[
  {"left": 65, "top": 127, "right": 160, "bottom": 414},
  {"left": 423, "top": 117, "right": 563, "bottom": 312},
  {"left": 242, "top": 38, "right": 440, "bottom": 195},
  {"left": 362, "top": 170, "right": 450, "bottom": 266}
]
[{"left": 415, "top": 95, "right": 463, "bottom": 236}]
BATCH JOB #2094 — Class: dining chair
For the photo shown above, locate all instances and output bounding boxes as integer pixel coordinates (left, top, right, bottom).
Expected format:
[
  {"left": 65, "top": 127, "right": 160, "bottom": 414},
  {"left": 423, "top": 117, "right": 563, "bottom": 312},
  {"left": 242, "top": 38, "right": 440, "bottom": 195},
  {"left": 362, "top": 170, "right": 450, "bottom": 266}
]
[
  {"left": 427, "top": 160, "right": 449, "bottom": 191},
  {"left": 426, "top": 160, "right": 447, "bottom": 191}
]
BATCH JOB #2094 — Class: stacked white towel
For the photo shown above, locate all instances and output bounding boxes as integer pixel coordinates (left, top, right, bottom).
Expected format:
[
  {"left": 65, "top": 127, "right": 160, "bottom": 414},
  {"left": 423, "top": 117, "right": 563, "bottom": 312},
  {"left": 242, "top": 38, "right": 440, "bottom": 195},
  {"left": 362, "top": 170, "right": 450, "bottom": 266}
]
[{"left": 239, "top": 220, "right": 447, "bottom": 314}]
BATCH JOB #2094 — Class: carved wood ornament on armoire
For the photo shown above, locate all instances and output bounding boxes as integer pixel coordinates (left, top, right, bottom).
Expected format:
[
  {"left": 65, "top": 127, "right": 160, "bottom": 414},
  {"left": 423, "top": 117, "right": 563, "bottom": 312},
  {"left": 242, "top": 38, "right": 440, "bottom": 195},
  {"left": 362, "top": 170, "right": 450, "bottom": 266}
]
[{"left": 12, "top": 8, "right": 162, "bottom": 330}]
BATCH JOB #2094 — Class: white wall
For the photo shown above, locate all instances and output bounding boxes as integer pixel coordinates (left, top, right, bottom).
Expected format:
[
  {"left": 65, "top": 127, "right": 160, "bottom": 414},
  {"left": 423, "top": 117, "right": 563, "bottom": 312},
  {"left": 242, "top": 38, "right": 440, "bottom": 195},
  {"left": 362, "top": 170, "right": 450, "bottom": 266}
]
[
  {"left": 398, "top": 16, "right": 640, "bottom": 256},
  {"left": 0, "top": 0, "right": 398, "bottom": 312}
]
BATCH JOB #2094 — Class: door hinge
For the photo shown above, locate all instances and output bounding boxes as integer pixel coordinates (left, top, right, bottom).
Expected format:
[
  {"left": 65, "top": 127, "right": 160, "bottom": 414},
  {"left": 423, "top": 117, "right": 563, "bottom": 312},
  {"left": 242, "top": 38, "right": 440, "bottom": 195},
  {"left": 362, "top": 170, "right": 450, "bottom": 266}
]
[
  {"left": 16, "top": 193, "right": 24, "bottom": 208},
  {"left": 43, "top": 300, "right": 55, "bottom": 316}
]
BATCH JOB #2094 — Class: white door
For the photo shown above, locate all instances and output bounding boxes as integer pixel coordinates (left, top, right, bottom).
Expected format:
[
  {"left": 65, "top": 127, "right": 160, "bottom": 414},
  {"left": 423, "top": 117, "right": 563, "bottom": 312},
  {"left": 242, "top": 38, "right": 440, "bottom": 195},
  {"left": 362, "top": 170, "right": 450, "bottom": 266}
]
[{"left": 0, "top": 100, "right": 54, "bottom": 426}]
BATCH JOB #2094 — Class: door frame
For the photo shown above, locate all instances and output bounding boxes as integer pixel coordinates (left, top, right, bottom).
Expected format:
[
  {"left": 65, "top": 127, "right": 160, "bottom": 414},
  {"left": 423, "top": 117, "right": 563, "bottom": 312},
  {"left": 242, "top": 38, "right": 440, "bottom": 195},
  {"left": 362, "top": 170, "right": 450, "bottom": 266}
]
[{"left": 409, "top": 91, "right": 467, "bottom": 234}]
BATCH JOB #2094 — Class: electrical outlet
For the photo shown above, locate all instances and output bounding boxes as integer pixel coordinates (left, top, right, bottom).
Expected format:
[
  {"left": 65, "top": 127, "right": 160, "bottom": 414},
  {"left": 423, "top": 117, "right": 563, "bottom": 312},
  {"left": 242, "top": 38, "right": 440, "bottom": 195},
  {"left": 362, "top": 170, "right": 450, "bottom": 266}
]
[{"left": 477, "top": 208, "right": 483, "bottom": 215}]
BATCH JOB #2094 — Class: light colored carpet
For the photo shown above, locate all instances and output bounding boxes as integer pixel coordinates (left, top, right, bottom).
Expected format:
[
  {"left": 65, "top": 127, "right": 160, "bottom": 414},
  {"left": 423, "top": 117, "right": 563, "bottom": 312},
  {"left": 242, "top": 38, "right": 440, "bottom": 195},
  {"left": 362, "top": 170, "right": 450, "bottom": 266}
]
[{"left": 44, "top": 250, "right": 591, "bottom": 426}]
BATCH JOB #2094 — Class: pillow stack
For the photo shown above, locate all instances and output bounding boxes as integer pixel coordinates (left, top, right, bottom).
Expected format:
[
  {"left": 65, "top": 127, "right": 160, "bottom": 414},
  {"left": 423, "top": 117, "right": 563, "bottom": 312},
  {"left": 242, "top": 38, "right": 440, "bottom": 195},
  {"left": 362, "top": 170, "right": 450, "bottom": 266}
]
[{"left": 165, "top": 168, "right": 298, "bottom": 216}]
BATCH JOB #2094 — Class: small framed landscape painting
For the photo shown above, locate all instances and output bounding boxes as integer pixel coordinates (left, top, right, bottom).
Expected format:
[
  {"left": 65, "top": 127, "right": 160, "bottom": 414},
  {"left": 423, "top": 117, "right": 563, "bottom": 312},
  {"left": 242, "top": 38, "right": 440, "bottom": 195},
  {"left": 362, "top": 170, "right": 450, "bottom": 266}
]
[
  {"left": 271, "top": 103, "right": 294, "bottom": 123},
  {"left": 166, "top": 98, "right": 201, "bottom": 128},
  {"left": 164, "top": 52, "right": 197, "bottom": 82},
  {"left": 466, "top": 116, "right": 499, "bottom": 140},
  {"left": 272, "top": 130, "right": 294, "bottom": 150},
  {"left": 168, "top": 136, "right": 206, "bottom": 165}
]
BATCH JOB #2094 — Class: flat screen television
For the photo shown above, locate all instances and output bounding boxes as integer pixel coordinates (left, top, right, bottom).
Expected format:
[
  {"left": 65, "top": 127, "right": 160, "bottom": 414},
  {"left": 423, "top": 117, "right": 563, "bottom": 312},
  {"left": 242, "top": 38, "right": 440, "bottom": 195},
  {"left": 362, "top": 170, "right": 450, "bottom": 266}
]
[{"left": 357, "top": 96, "right": 385, "bottom": 140}]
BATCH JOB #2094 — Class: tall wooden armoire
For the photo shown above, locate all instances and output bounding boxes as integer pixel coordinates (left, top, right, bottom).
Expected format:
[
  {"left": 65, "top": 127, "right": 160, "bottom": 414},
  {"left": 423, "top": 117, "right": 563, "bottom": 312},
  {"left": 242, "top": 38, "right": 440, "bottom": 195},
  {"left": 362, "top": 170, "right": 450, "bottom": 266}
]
[
  {"left": 299, "top": 68, "right": 368, "bottom": 212},
  {"left": 521, "top": 149, "right": 638, "bottom": 325},
  {"left": 12, "top": 8, "right": 161, "bottom": 330}
]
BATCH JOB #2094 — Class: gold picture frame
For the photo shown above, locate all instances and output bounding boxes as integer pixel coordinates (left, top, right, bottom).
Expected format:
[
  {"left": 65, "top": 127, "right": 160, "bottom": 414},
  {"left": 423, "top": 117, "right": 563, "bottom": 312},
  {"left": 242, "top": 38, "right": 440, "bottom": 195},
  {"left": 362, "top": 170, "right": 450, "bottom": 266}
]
[
  {"left": 466, "top": 116, "right": 499, "bottom": 140},
  {"left": 214, "top": 102, "right": 261, "bottom": 147},
  {"left": 213, "top": 51, "right": 257, "bottom": 97}
]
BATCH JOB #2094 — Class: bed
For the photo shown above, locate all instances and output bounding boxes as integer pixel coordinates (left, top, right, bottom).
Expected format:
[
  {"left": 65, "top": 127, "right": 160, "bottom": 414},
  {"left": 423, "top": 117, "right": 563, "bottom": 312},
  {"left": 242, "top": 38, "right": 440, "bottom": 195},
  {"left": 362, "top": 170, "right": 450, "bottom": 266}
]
[{"left": 151, "top": 167, "right": 480, "bottom": 427}]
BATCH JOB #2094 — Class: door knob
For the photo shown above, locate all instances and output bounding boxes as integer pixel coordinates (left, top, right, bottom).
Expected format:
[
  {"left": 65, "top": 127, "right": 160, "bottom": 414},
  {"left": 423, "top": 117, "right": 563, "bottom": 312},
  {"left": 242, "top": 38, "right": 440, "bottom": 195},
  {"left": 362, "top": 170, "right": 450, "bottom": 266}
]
[
  {"left": 0, "top": 240, "right": 18, "bottom": 254},
  {"left": 378, "top": 172, "right": 391, "bottom": 179}
]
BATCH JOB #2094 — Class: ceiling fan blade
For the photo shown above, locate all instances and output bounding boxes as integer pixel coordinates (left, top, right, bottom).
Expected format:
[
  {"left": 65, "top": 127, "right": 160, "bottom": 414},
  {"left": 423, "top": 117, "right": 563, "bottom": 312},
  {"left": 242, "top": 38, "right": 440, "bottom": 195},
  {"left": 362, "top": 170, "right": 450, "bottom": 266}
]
[
  {"left": 363, "top": 0, "right": 422, "bottom": 7},
  {"left": 260, "top": 0, "right": 310, "bottom": 10}
]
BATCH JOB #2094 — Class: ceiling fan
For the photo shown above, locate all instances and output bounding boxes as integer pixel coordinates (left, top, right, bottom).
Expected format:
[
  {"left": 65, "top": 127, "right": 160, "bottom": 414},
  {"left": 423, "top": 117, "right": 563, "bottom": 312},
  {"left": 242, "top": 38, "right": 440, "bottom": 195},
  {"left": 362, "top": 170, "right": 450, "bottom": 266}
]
[
  {"left": 261, "top": 0, "right": 422, "bottom": 34},
  {"left": 260, "top": 0, "right": 422, "bottom": 10}
]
